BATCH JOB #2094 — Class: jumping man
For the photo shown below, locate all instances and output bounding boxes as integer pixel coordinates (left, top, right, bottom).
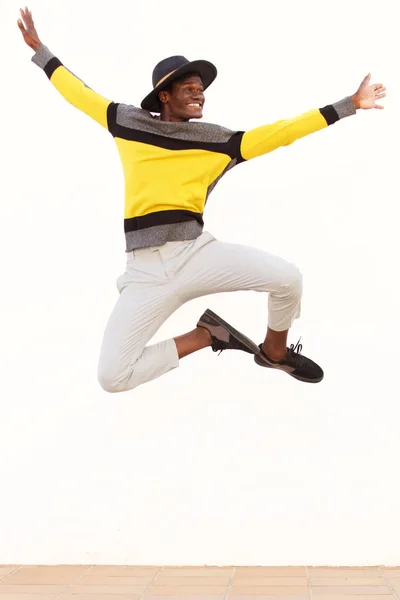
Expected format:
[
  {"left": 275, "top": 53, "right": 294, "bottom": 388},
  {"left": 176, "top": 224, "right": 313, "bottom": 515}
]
[{"left": 18, "top": 7, "right": 386, "bottom": 390}]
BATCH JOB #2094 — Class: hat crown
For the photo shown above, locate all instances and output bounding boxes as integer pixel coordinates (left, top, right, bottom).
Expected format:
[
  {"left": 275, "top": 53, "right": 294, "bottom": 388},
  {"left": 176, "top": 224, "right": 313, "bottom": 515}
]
[{"left": 152, "top": 55, "right": 190, "bottom": 88}]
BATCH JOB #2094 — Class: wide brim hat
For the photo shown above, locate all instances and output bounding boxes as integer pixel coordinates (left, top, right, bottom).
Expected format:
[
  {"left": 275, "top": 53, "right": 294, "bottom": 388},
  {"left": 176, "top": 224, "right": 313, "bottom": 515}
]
[{"left": 141, "top": 55, "right": 217, "bottom": 113}]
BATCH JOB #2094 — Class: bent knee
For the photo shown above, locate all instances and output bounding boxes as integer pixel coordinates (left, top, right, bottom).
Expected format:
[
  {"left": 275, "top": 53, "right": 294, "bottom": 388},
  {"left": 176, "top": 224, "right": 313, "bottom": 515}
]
[
  {"left": 98, "top": 372, "right": 123, "bottom": 393},
  {"left": 97, "top": 367, "right": 138, "bottom": 394},
  {"left": 290, "top": 266, "right": 303, "bottom": 292},
  {"left": 97, "top": 349, "right": 145, "bottom": 394},
  {"left": 278, "top": 264, "right": 303, "bottom": 293}
]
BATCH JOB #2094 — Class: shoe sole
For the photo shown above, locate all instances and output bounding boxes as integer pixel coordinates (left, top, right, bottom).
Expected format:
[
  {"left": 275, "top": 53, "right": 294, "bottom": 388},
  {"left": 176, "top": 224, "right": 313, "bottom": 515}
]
[
  {"left": 254, "top": 354, "right": 324, "bottom": 384},
  {"left": 202, "top": 309, "right": 260, "bottom": 355}
]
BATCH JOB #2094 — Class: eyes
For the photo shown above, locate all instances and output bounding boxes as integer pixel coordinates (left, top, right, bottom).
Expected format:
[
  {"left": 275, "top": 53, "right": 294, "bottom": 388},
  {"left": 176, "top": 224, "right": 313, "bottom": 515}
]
[{"left": 183, "top": 85, "right": 204, "bottom": 94}]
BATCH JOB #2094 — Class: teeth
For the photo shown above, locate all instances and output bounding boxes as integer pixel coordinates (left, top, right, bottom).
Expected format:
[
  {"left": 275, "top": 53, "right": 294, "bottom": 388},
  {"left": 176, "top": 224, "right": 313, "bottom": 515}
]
[{"left": 188, "top": 103, "right": 201, "bottom": 107}]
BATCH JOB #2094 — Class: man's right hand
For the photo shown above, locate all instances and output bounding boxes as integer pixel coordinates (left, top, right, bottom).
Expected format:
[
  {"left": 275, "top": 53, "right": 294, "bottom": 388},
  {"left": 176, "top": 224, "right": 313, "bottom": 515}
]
[{"left": 17, "top": 6, "right": 42, "bottom": 52}]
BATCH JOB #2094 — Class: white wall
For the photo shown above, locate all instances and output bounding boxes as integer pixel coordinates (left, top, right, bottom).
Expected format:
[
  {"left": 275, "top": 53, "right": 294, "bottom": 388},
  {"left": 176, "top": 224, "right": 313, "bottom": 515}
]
[{"left": 1, "top": 0, "right": 399, "bottom": 565}]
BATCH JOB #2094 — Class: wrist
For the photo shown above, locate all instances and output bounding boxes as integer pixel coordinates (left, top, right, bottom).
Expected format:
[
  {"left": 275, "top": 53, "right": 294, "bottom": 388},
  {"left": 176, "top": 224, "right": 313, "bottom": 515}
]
[
  {"left": 350, "top": 93, "right": 360, "bottom": 110},
  {"left": 31, "top": 40, "right": 41, "bottom": 53}
]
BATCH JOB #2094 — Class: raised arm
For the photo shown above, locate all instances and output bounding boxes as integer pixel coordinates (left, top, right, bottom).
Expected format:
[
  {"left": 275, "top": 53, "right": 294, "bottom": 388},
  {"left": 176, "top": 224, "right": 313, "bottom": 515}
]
[
  {"left": 240, "top": 75, "right": 386, "bottom": 161},
  {"left": 18, "top": 7, "right": 112, "bottom": 130}
]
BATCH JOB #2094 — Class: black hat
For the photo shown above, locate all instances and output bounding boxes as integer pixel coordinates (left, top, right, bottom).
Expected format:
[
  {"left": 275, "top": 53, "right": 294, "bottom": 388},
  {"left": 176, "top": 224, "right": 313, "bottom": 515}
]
[{"left": 141, "top": 55, "right": 217, "bottom": 113}]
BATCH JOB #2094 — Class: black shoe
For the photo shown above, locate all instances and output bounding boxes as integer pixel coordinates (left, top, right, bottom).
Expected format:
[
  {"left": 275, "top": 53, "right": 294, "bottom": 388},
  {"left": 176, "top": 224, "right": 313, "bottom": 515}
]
[
  {"left": 197, "top": 309, "right": 259, "bottom": 355},
  {"left": 254, "top": 339, "right": 324, "bottom": 383}
]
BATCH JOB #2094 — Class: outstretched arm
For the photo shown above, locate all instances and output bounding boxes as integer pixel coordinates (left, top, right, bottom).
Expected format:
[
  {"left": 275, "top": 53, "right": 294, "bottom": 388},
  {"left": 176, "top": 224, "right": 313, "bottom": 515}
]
[
  {"left": 240, "top": 75, "right": 386, "bottom": 161},
  {"left": 18, "top": 7, "right": 113, "bottom": 130}
]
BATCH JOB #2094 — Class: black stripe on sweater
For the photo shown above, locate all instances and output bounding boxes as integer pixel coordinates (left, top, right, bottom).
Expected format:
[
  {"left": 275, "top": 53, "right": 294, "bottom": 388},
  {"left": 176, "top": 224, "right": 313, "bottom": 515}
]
[
  {"left": 124, "top": 210, "right": 204, "bottom": 233},
  {"left": 319, "top": 105, "right": 340, "bottom": 125},
  {"left": 44, "top": 57, "right": 63, "bottom": 79},
  {"left": 107, "top": 103, "right": 245, "bottom": 159}
]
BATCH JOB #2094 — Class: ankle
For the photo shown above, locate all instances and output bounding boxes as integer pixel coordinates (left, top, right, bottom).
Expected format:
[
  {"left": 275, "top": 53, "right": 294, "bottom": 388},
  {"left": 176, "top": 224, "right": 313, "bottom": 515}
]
[
  {"left": 196, "top": 325, "right": 212, "bottom": 347},
  {"left": 262, "top": 343, "right": 287, "bottom": 362}
]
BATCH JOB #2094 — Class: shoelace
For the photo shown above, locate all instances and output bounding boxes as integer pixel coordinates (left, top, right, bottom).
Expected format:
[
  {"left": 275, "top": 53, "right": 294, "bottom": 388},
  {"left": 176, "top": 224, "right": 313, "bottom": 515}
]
[
  {"left": 211, "top": 339, "right": 225, "bottom": 355},
  {"left": 214, "top": 337, "right": 306, "bottom": 362},
  {"left": 288, "top": 338, "right": 306, "bottom": 367}
]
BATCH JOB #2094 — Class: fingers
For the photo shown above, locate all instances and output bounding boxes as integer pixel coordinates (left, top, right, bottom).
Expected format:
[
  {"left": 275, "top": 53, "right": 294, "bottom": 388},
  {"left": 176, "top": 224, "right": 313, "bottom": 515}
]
[
  {"left": 19, "top": 7, "right": 28, "bottom": 27},
  {"left": 374, "top": 81, "right": 386, "bottom": 103},
  {"left": 374, "top": 104, "right": 385, "bottom": 109},
  {"left": 362, "top": 73, "right": 371, "bottom": 85},
  {"left": 26, "top": 6, "right": 34, "bottom": 23},
  {"left": 18, "top": 6, "right": 35, "bottom": 38},
  {"left": 17, "top": 18, "right": 25, "bottom": 30},
  {"left": 19, "top": 6, "right": 33, "bottom": 27}
]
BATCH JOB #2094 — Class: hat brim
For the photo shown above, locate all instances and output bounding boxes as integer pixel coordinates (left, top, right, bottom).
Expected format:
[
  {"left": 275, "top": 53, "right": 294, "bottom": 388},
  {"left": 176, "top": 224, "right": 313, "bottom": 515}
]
[{"left": 140, "top": 60, "right": 217, "bottom": 113}]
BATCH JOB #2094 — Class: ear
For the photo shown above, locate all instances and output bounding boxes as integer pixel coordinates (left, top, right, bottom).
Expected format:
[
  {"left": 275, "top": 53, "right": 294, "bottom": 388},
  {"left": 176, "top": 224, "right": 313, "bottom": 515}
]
[{"left": 158, "top": 90, "right": 169, "bottom": 104}]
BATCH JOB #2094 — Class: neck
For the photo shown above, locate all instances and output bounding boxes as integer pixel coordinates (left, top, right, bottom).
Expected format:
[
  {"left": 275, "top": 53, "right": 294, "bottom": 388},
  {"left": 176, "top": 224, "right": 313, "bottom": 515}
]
[{"left": 159, "top": 108, "right": 188, "bottom": 123}]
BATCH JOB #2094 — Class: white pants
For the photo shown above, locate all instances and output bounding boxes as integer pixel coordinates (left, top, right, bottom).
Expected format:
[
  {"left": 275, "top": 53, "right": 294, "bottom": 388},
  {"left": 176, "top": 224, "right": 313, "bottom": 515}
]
[{"left": 97, "top": 231, "right": 302, "bottom": 393}]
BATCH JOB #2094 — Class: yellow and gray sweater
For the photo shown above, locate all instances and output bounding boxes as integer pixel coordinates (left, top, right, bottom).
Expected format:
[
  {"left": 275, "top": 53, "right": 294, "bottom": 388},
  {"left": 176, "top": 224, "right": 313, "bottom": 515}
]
[{"left": 32, "top": 45, "right": 356, "bottom": 251}]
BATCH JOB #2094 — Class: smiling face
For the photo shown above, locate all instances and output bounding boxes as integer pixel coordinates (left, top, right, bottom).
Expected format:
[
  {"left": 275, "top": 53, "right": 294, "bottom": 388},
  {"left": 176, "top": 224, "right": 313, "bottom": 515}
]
[{"left": 158, "top": 74, "right": 205, "bottom": 122}]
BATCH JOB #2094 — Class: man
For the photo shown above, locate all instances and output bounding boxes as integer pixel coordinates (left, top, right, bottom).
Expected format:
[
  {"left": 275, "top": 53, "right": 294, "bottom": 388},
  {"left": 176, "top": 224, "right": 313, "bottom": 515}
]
[{"left": 18, "top": 7, "right": 386, "bottom": 391}]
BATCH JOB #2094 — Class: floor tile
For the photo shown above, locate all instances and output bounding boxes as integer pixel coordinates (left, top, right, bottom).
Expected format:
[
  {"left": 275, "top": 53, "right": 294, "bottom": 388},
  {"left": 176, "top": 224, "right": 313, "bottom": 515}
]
[
  {"left": 161, "top": 568, "right": 233, "bottom": 577},
  {"left": 57, "top": 595, "right": 142, "bottom": 600},
  {"left": 0, "top": 567, "right": 20, "bottom": 577},
  {"left": 0, "top": 584, "right": 67, "bottom": 594},
  {"left": 235, "top": 569, "right": 306, "bottom": 577},
  {"left": 144, "top": 596, "right": 225, "bottom": 600},
  {"left": 310, "top": 580, "right": 386, "bottom": 587},
  {"left": 308, "top": 570, "right": 382, "bottom": 578},
  {"left": 229, "top": 587, "right": 308, "bottom": 596},
  {"left": 0, "top": 596, "right": 57, "bottom": 600},
  {"left": 232, "top": 578, "right": 307, "bottom": 586},
  {"left": 0, "top": 575, "right": 83, "bottom": 585},
  {"left": 228, "top": 596, "right": 309, "bottom": 600},
  {"left": 77, "top": 575, "right": 154, "bottom": 585},
  {"left": 2, "top": 566, "right": 87, "bottom": 584},
  {"left": 10, "top": 566, "right": 87, "bottom": 574},
  {"left": 388, "top": 584, "right": 400, "bottom": 593},
  {"left": 154, "top": 577, "right": 231, "bottom": 586},
  {"left": 312, "top": 596, "right": 396, "bottom": 600},
  {"left": 311, "top": 587, "right": 391, "bottom": 595},
  {"left": 146, "top": 586, "right": 228, "bottom": 594},
  {"left": 67, "top": 584, "right": 148, "bottom": 594},
  {"left": 87, "top": 566, "right": 160, "bottom": 576}
]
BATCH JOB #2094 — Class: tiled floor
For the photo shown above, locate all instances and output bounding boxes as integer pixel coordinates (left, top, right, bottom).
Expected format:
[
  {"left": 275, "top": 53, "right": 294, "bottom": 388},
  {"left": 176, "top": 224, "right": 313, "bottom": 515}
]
[{"left": 0, "top": 566, "right": 399, "bottom": 600}]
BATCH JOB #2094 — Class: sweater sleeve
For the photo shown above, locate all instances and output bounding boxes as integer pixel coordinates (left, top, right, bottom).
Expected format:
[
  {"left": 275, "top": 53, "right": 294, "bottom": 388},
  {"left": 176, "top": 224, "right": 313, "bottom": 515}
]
[
  {"left": 31, "top": 44, "right": 113, "bottom": 129},
  {"left": 240, "top": 97, "right": 356, "bottom": 161}
]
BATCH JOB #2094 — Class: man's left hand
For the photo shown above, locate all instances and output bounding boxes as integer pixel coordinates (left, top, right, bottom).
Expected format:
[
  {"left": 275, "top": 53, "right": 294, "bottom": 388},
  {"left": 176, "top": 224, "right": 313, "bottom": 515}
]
[{"left": 351, "top": 74, "right": 386, "bottom": 110}]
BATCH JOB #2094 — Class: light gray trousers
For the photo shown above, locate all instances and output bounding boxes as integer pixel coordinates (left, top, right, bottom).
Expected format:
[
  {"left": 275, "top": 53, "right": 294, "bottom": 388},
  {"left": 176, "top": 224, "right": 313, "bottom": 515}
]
[{"left": 97, "top": 232, "right": 302, "bottom": 393}]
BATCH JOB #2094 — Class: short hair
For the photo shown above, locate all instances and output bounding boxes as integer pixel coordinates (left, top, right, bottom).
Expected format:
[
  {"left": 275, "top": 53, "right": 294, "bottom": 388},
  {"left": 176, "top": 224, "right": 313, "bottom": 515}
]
[{"left": 163, "top": 72, "right": 203, "bottom": 94}]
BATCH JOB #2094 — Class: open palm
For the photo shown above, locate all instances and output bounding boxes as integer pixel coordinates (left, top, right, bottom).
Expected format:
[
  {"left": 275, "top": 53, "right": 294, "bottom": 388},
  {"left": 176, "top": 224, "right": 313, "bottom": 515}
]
[
  {"left": 17, "top": 6, "right": 41, "bottom": 52},
  {"left": 353, "top": 74, "right": 386, "bottom": 110}
]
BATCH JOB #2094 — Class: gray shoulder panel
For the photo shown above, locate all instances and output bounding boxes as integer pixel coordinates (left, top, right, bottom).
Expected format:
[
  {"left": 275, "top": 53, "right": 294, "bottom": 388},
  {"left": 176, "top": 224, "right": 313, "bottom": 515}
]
[{"left": 116, "top": 104, "right": 237, "bottom": 143}]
